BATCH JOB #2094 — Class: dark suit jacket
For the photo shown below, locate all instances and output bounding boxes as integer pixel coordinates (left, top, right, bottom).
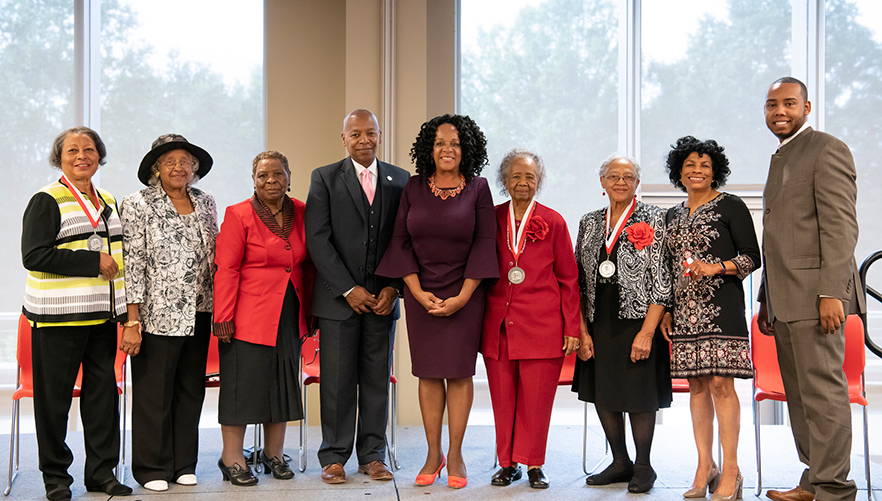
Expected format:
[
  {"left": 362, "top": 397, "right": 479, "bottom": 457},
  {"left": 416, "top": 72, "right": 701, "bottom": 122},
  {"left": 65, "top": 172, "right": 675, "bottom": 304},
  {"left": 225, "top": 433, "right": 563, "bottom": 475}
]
[
  {"left": 758, "top": 127, "right": 866, "bottom": 322},
  {"left": 305, "top": 157, "right": 410, "bottom": 321}
]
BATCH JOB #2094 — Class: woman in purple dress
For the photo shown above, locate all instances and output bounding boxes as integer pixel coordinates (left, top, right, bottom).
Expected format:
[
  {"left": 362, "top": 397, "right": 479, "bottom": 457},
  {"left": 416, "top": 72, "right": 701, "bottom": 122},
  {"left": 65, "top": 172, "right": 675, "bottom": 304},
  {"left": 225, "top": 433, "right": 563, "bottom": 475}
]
[{"left": 377, "top": 114, "right": 497, "bottom": 489}]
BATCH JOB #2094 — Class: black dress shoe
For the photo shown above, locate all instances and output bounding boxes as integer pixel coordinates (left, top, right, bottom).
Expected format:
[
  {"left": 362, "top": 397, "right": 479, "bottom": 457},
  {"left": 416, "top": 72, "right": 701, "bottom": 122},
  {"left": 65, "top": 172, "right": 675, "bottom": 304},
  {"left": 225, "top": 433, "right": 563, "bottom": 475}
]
[
  {"left": 218, "top": 458, "right": 259, "bottom": 486},
  {"left": 627, "top": 464, "right": 657, "bottom": 493},
  {"left": 44, "top": 484, "right": 71, "bottom": 501},
  {"left": 85, "top": 478, "right": 132, "bottom": 496},
  {"left": 585, "top": 461, "right": 634, "bottom": 485},
  {"left": 490, "top": 465, "right": 523, "bottom": 486},
  {"left": 528, "top": 468, "right": 550, "bottom": 489},
  {"left": 261, "top": 452, "right": 295, "bottom": 480}
]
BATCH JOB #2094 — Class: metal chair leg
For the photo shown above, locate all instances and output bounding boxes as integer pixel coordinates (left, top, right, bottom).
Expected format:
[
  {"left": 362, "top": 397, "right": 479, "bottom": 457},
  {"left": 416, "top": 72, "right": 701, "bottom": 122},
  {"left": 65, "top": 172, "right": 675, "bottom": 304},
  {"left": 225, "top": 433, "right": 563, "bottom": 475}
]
[
  {"left": 862, "top": 373, "right": 871, "bottom": 498},
  {"left": 5, "top": 400, "right": 20, "bottom": 496},
  {"left": 754, "top": 387, "right": 762, "bottom": 497},
  {"left": 389, "top": 380, "right": 400, "bottom": 470},
  {"left": 299, "top": 384, "right": 308, "bottom": 472},
  {"left": 117, "top": 363, "right": 127, "bottom": 482},
  {"left": 252, "top": 424, "right": 263, "bottom": 473}
]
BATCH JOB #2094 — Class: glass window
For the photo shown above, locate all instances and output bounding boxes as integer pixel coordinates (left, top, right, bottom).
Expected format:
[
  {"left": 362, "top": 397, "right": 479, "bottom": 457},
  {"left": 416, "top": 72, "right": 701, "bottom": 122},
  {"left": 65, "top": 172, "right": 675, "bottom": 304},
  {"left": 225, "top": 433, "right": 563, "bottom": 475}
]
[
  {"left": 101, "top": 0, "right": 264, "bottom": 220},
  {"left": 641, "top": 0, "right": 791, "bottom": 186},
  {"left": 825, "top": 0, "right": 882, "bottom": 342},
  {"left": 461, "top": 0, "right": 619, "bottom": 234},
  {"left": 0, "top": 1, "right": 76, "bottom": 360}
]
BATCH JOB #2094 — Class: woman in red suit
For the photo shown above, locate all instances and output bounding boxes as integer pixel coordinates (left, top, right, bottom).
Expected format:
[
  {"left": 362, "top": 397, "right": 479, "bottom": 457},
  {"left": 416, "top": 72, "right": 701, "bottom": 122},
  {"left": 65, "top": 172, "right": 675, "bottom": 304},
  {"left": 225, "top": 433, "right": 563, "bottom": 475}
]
[
  {"left": 213, "top": 150, "right": 313, "bottom": 486},
  {"left": 481, "top": 148, "right": 581, "bottom": 489}
]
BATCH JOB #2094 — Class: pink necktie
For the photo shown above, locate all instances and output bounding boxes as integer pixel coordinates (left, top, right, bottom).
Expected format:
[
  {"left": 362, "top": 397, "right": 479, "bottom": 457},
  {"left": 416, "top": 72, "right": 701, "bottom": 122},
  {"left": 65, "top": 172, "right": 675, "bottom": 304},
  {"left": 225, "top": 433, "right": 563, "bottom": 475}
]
[{"left": 360, "top": 169, "right": 375, "bottom": 204}]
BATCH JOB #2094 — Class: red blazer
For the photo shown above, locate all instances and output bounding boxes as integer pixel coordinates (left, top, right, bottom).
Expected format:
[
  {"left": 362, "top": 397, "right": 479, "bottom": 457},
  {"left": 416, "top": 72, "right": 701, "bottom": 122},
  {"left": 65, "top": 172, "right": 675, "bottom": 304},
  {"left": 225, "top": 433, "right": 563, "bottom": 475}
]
[
  {"left": 214, "top": 198, "right": 313, "bottom": 346},
  {"left": 481, "top": 202, "right": 581, "bottom": 360}
]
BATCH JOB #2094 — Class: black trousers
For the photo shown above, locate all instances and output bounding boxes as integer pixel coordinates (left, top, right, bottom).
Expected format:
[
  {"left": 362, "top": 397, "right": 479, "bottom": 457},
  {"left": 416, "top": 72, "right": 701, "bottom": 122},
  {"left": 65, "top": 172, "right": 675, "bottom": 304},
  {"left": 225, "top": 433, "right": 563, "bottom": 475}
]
[
  {"left": 31, "top": 321, "right": 120, "bottom": 487},
  {"left": 130, "top": 312, "right": 211, "bottom": 484},
  {"left": 317, "top": 313, "right": 395, "bottom": 466}
]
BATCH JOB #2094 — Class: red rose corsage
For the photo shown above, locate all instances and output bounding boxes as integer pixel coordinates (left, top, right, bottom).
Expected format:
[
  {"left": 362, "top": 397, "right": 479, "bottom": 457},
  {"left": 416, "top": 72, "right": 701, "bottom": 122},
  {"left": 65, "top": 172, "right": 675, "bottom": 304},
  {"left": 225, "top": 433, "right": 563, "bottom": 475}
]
[
  {"left": 525, "top": 216, "right": 549, "bottom": 242},
  {"left": 626, "top": 221, "right": 654, "bottom": 250}
]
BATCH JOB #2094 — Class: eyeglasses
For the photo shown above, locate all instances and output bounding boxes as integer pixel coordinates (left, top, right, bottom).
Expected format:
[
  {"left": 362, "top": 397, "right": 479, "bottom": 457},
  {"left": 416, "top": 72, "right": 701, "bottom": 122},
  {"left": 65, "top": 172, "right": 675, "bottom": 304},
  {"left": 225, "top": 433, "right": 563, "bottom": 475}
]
[
  {"left": 161, "top": 160, "right": 195, "bottom": 169},
  {"left": 603, "top": 173, "right": 637, "bottom": 184}
]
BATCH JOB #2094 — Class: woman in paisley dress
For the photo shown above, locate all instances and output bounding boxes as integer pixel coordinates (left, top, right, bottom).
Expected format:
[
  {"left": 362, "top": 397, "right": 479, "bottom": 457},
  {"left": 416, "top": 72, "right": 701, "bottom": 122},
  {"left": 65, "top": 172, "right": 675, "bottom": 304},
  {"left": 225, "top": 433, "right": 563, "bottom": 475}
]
[
  {"left": 120, "top": 134, "right": 217, "bottom": 491},
  {"left": 572, "top": 155, "right": 672, "bottom": 494},
  {"left": 659, "top": 136, "right": 760, "bottom": 501}
]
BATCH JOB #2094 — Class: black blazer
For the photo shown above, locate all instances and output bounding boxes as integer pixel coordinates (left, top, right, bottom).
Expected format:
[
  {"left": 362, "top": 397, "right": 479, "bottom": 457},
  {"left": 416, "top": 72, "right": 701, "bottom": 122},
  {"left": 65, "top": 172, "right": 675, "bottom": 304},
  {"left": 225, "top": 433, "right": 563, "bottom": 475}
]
[{"left": 305, "top": 157, "right": 410, "bottom": 321}]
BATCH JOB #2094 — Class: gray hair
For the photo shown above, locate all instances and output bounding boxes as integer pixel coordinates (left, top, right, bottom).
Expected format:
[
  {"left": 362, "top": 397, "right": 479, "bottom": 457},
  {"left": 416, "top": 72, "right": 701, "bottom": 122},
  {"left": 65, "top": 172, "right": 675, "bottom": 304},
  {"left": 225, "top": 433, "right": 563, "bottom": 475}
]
[
  {"left": 252, "top": 150, "right": 291, "bottom": 176},
  {"left": 48, "top": 126, "right": 107, "bottom": 170},
  {"left": 148, "top": 150, "right": 200, "bottom": 186},
  {"left": 598, "top": 153, "right": 641, "bottom": 179},
  {"left": 496, "top": 148, "right": 547, "bottom": 196}
]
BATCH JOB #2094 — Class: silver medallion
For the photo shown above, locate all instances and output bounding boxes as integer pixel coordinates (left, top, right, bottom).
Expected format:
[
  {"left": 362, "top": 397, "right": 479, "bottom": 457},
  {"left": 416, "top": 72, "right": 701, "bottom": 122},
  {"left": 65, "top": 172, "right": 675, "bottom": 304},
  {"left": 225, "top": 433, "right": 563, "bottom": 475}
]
[
  {"left": 87, "top": 233, "right": 103, "bottom": 251},
  {"left": 508, "top": 266, "right": 526, "bottom": 284},
  {"left": 598, "top": 259, "right": 616, "bottom": 278}
]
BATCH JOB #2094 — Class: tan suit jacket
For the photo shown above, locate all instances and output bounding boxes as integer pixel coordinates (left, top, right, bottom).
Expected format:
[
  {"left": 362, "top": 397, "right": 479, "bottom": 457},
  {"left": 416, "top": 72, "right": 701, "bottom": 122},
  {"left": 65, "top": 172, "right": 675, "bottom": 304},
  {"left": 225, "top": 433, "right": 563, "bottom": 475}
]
[{"left": 758, "top": 127, "right": 865, "bottom": 321}]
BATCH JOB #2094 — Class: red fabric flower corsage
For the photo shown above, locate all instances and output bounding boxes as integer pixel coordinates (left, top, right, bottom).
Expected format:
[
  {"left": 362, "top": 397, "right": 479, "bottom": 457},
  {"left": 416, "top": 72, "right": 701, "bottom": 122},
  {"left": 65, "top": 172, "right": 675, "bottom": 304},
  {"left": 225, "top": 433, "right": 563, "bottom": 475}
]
[
  {"left": 626, "top": 221, "right": 654, "bottom": 250},
  {"left": 525, "top": 216, "right": 549, "bottom": 242}
]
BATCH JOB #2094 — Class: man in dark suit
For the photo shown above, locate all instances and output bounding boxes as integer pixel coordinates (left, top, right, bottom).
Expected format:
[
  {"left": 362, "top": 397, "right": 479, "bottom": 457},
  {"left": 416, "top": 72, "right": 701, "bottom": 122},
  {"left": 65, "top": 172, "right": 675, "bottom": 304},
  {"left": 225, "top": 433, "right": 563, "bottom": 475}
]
[
  {"left": 758, "top": 77, "right": 865, "bottom": 501},
  {"left": 305, "top": 109, "right": 410, "bottom": 484}
]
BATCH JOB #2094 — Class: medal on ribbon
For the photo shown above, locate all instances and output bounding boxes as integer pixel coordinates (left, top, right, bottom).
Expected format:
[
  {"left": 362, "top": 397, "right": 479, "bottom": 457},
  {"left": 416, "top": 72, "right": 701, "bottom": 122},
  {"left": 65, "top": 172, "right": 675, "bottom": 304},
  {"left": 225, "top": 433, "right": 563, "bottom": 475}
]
[
  {"left": 59, "top": 174, "right": 104, "bottom": 251},
  {"left": 599, "top": 197, "right": 636, "bottom": 278},
  {"left": 507, "top": 199, "right": 537, "bottom": 285}
]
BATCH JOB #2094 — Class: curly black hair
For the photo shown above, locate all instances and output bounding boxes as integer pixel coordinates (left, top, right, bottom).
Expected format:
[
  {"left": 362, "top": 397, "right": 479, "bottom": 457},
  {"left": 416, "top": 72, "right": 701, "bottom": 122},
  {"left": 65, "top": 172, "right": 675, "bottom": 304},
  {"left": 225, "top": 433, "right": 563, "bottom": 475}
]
[
  {"left": 410, "top": 114, "right": 488, "bottom": 182},
  {"left": 665, "top": 136, "right": 731, "bottom": 192}
]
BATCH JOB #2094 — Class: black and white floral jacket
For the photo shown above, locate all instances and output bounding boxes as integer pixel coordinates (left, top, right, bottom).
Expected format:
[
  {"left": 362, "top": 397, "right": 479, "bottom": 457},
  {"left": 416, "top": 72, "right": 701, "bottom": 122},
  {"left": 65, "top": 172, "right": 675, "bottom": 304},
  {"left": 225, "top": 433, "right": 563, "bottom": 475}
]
[
  {"left": 575, "top": 200, "right": 672, "bottom": 323},
  {"left": 121, "top": 183, "right": 217, "bottom": 336}
]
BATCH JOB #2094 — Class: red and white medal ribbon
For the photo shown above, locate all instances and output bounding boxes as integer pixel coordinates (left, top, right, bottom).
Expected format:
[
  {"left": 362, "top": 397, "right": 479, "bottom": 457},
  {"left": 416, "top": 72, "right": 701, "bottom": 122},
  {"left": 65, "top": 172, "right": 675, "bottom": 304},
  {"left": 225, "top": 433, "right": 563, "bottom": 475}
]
[
  {"left": 507, "top": 199, "right": 536, "bottom": 284},
  {"left": 599, "top": 197, "right": 636, "bottom": 278},
  {"left": 604, "top": 197, "right": 636, "bottom": 256},
  {"left": 60, "top": 174, "right": 104, "bottom": 251}
]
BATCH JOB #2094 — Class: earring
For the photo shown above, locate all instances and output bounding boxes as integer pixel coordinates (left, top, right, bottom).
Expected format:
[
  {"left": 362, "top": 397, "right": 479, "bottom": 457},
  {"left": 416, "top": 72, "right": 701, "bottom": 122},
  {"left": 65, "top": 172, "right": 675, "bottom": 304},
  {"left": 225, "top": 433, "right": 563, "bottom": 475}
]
[
  {"left": 675, "top": 180, "right": 684, "bottom": 189},
  {"left": 711, "top": 180, "right": 719, "bottom": 189},
  {"left": 155, "top": 170, "right": 160, "bottom": 178},
  {"left": 602, "top": 191, "right": 606, "bottom": 196}
]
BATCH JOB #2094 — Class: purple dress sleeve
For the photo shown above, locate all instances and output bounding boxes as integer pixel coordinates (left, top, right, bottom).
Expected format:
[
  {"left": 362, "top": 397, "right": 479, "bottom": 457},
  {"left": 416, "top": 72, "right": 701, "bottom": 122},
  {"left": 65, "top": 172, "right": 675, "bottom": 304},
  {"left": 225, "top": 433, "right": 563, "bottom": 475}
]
[
  {"left": 376, "top": 176, "right": 419, "bottom": 278},
  {"left": 464, "top": 177, "right": 499, "bottom": 280}
]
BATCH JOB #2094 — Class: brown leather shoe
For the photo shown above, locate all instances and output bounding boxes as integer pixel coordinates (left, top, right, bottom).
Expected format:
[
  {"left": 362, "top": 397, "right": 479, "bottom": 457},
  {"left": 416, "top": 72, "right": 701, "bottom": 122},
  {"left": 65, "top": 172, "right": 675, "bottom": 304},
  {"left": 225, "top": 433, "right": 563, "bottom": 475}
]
[
  {"left": 358, "top": 460, "right": 394, "bottom": 481},
  {"left": 766, "top": 486, "right": 815, "bottom": 501},
  {"left": 321, "top": 463, "right": 347, "bottom": 484}
]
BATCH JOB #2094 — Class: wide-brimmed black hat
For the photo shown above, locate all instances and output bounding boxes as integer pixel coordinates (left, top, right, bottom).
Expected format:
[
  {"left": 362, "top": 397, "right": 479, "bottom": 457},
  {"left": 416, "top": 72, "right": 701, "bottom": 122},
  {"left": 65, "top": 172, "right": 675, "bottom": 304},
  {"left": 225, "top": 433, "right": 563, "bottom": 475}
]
[{"left": 138, "top": 133, "right": 213, "bottom": 185}]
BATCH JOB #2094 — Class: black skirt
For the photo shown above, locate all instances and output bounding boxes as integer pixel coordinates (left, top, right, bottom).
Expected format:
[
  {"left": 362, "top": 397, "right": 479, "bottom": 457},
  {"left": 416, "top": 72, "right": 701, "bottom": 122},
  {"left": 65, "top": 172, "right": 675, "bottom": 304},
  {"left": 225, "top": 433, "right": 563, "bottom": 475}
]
[{"left": 218, "top": 283, "right": 303, "bottom": 425}]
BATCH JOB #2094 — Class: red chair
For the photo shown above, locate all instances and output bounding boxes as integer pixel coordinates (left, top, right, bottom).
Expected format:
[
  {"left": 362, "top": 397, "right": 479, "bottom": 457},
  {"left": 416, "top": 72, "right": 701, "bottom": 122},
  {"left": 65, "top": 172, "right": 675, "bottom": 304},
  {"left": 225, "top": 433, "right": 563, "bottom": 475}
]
[
  {"left": 297, "top": 333, "right": 400, "bottom": 472},
  {"left": 751, "top": 314, "right": 870, "bottom": 496},
  {"left": 205, "top": 333, "right": 220, "bottom": 388},
  {"left": 6, "top": 315, "right": 128, "bottom": 495},
  {"left": 298, "top": 335, "right": 320, "bottom": 472}
]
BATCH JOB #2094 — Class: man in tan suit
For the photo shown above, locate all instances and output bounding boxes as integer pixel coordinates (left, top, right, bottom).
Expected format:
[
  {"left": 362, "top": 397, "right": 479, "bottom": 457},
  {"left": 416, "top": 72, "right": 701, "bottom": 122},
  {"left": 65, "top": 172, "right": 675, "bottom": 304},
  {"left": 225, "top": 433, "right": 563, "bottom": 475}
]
[{"left": 757, "top": 77, "right": 865, "bottom": 501}]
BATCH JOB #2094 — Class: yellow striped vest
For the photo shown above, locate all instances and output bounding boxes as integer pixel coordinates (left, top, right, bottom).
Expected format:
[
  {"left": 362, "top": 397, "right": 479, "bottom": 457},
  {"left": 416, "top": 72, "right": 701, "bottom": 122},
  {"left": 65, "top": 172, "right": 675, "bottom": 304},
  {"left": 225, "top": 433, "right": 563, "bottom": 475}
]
[{"left": 23, "top": 181, "right": 126, "bottom": 325}]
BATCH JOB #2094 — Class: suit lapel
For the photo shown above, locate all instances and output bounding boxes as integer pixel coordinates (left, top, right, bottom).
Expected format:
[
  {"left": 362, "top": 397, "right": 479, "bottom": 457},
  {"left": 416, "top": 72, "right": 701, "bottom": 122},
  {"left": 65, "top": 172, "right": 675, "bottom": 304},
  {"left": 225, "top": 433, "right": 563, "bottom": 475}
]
[
  {"left": 378, "top": 161, "right": 392, "bottom": 231},
  {"left": 340, "top": 157, "right": 367, "bottom": 222}
]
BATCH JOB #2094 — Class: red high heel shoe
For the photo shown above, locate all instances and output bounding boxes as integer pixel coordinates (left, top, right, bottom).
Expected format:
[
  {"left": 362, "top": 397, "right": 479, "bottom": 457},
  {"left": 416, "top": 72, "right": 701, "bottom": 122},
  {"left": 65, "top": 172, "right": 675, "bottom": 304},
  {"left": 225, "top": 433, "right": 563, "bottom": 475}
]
[{"left": 415, "top": 454, "right": 446, "bottom": 486}]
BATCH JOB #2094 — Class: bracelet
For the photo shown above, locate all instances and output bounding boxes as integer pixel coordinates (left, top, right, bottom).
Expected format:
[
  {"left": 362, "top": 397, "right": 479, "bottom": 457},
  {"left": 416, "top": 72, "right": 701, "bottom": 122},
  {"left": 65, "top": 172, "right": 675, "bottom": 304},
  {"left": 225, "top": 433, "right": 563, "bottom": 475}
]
[
  {"left": 123, "top": 320, "right": 140, "bottom": 328},
  {"left": 719, "top": 262, "right": 726, "bottom": 275}
]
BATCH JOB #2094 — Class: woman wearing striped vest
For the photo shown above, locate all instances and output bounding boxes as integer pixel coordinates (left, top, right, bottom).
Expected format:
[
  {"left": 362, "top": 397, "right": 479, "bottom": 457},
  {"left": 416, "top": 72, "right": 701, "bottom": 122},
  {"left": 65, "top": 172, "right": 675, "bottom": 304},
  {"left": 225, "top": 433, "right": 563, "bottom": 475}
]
[{"left": 21, "top": 126, "right": 131, "bottom": 500}]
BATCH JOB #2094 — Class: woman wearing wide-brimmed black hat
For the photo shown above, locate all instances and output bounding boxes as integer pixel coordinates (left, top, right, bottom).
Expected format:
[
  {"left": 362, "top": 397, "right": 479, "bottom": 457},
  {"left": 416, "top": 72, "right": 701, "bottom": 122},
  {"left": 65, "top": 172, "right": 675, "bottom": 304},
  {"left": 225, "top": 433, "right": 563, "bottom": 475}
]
[{"left": 119, "top": 134, "right": 218, "bottom": 492}]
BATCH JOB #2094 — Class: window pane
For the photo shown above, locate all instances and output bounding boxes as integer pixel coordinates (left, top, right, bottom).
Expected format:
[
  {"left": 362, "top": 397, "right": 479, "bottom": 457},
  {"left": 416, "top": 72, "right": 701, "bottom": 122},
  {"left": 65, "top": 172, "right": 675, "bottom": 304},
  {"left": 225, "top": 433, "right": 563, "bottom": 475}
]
[
  {"left": 641, "top": 0, "right": 790, "bottom": 185},
  {"left": 825, "top": 0, "right": 882, "bottom": 265},
  {"left": 0, "top": 1, "right": 76, "bottom": 360},
  {"left": 461, "top": 0, "right": 618, "bottom": 234},
  {"left": 825, "top": 0, "right": 882, "bottom": 346},
  {"left": 100, "top": 0, "right": 264, "bottom": 219}
]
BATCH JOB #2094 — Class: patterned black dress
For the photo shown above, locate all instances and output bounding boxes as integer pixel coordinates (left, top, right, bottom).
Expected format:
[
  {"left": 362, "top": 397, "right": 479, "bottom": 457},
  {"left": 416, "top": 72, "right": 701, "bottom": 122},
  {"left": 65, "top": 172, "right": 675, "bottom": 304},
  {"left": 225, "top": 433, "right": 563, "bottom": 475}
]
[{"left": 664, "top": 193, "right": 760, "bottom": 379}]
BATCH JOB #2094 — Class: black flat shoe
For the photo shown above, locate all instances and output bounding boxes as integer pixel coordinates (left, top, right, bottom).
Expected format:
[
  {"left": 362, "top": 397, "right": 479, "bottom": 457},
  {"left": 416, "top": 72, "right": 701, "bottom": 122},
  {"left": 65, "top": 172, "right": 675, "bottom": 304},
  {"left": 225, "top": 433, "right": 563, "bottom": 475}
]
[
  {"left": 218, "top": 458, "right": 259, "bottom": 486},
  {"left": 585, "top": 460, "right": 634, "bottom": 485},
  {"left": 85, "top": 478, "right": 132, "bottom": 496},
  {"left": 528, "top": 468, "right": 549, "bottom": 489},
  {"left": 490, "top": 465, "right": 523, "bottom": 486},
  {"left": 261, "top": 452, "right": 295, "bottom": 480},
  {"left": 44, "top": 484, "right": 71, "bottom": 501},
  {"left": 627, "top": 464, "right": 657, "bottom": 493}
]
